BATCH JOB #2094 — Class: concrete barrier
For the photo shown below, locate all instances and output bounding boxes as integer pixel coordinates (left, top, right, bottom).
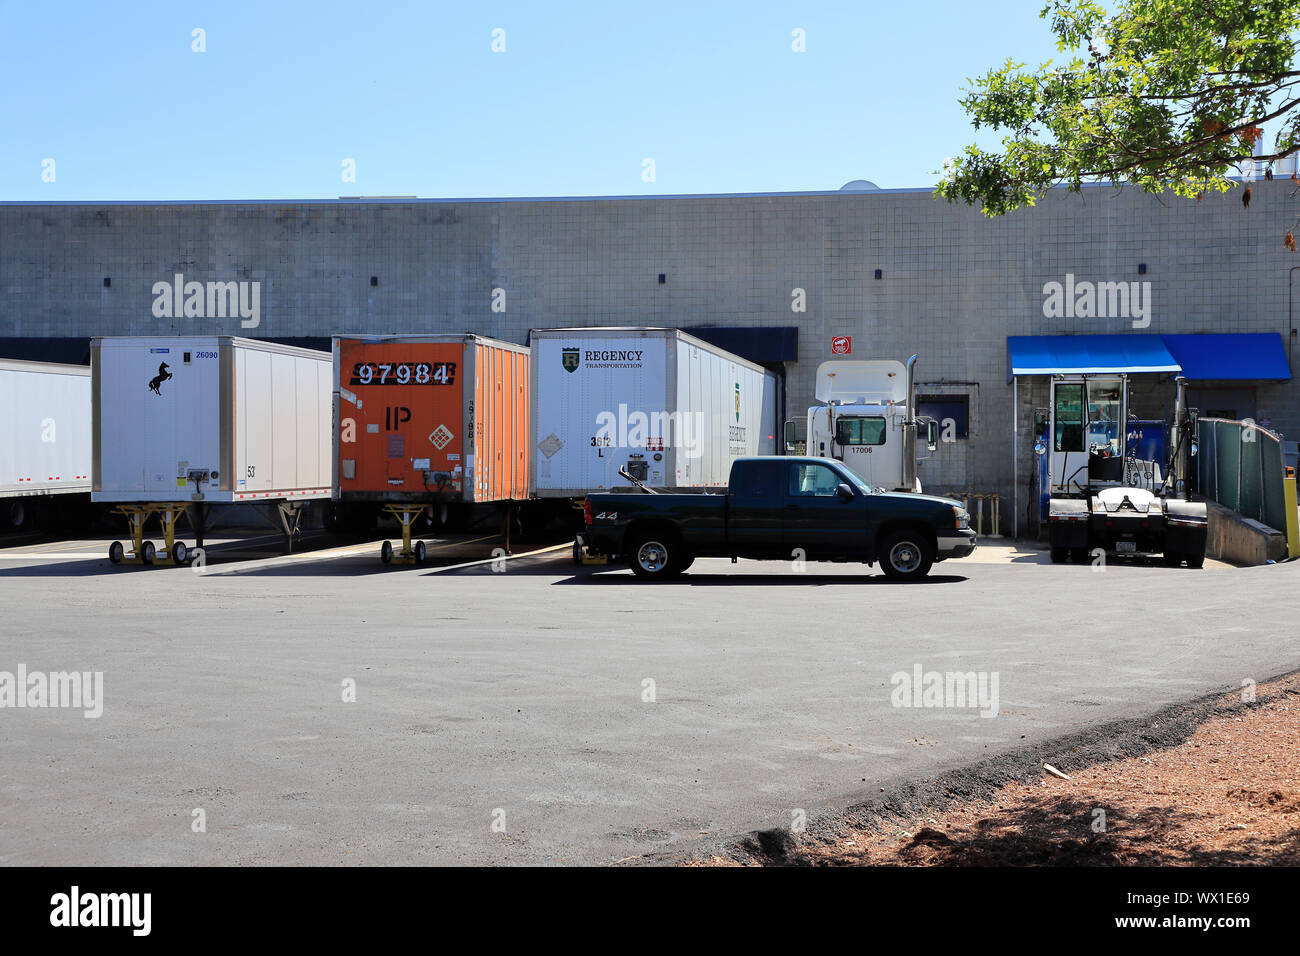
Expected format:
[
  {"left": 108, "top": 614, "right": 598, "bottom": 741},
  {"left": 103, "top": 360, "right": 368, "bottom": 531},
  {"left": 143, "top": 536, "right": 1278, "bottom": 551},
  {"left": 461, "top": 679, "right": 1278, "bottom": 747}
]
[{"left": 1206, "top": 501, "right": 1287, "bottom": 566}]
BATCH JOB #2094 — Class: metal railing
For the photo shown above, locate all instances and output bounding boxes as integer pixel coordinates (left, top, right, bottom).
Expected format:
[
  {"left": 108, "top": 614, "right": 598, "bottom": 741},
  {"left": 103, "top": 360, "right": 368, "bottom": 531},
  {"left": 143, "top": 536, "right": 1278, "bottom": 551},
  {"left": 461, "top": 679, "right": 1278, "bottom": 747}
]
[{"left": 1196, "top": 418, "right": 1288, "bottom": 533}]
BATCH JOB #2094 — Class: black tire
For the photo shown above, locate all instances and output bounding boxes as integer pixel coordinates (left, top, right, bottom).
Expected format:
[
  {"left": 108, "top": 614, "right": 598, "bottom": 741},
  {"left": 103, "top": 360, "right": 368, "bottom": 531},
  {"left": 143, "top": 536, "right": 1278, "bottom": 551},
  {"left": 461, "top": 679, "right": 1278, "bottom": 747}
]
[
  {"left": 6, "top": 500, "right": 26, "bottom": 529},
  {"left": 572, "top": 538, "right": 584, "bottom": 565},
  {"left": 1162, "top": 550, "right": 1182, "bottom": 567},
  {"left": 1185, "top": 550, "right": 1205, "bottom": 569},
  {"left": 1050, "top": 547, "right": 1069, "bottom": 564},
  {"left": 380, "top": 540, "right": 393, "bottom": 565},
  {"left": 172, "top": 541, "right": 189, "bottom": 565},
  {"left": 628, "top": 532, "right": 683, "bottom": 580},
  {"left": 140, "top": 540, "right": 156, "bottom": 566},
  {"left": 672, "top": 553, "right": 695, "bottom": 575},
  {"left": 879, "top": 530, "right": 934, "bottom": 581},
  {"left": 414, "top": 540, "right": 427, "bottom": 564},
  {"left": 108, "top": 541, "right": 124, "bottom": 564},
  {"left": 1070, "top": 547, "right": 1090, "bottom": 564}
]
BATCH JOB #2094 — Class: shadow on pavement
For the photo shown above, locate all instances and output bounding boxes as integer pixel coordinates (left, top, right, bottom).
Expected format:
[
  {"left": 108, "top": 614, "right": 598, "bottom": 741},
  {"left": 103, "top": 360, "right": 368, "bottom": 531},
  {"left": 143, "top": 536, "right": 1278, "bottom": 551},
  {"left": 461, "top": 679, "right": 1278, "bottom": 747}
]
[{"left": 557, "top": 570, "right": 970, "bottom": 586}]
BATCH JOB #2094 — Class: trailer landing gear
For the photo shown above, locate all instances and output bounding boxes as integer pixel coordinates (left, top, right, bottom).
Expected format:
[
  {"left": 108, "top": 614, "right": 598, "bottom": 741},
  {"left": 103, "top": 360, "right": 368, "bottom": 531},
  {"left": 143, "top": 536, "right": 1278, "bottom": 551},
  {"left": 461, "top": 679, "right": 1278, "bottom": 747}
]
[
  {"left": 379, "top": 505, "right": 429, "bottom": 565},
  {"left": 273, "top": 501, "right": 306, "bottom": 554},
  {"left": 571, "top": 534, "right": 608, "bottom": 566},
  {"left": 108, "top": 504, "right": 192, "bottom": 567}
]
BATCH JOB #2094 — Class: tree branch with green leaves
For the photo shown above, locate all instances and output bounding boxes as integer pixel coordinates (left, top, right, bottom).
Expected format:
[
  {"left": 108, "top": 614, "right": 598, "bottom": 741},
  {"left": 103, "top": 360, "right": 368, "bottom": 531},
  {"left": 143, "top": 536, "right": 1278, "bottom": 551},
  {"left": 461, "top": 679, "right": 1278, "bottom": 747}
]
[{"left": 936, "top": 0, "right": 1300, "bottom": 223}]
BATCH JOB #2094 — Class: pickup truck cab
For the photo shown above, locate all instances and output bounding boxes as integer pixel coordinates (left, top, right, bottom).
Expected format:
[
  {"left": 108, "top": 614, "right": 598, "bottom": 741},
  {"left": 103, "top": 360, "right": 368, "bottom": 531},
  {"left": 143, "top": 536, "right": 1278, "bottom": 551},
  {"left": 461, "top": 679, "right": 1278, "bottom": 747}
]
[{"left": 581, "top": 456, "right": 975, "bottom": 581}]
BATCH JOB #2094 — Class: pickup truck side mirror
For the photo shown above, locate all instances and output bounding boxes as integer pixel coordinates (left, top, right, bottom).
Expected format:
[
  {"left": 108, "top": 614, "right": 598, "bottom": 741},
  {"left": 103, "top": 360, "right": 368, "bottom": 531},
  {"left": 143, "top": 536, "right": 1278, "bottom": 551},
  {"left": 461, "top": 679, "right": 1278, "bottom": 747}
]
[{"left": 837, "top": 482, "right": 855, "bottom": 501}]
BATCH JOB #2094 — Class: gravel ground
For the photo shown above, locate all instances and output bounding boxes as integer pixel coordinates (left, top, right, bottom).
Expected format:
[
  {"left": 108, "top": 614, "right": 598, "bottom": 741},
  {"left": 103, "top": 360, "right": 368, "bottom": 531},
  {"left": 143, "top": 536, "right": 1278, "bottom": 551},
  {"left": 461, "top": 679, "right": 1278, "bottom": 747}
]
[{"left": 703, "top": 672, "right": 1300, "bottom": 866}]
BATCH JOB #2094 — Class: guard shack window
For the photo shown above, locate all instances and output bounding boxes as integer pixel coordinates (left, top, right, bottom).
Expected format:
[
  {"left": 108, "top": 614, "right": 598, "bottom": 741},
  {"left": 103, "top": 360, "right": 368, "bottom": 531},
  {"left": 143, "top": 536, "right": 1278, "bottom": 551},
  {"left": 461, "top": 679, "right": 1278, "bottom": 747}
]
[
  {"left": 1054, "top": 384, "right": 1085, "bottom": 452},
  {"left": 834, "top": 417, "right": 886, "bottom": 446}
]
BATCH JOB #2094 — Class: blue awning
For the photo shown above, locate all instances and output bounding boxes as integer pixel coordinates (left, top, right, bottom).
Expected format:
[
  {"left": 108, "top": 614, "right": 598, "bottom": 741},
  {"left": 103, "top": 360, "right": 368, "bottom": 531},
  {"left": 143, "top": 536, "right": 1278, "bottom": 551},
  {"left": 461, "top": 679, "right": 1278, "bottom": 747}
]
[
  {"left": 1159, "top": 333, "right": 1291, "bottom": 381},
  {"left": 1006, "top": 334, "right": 1180, "bottom": 381},
  {"left": 1007, "top": 333, "right": 1292, "bottom": 382}
]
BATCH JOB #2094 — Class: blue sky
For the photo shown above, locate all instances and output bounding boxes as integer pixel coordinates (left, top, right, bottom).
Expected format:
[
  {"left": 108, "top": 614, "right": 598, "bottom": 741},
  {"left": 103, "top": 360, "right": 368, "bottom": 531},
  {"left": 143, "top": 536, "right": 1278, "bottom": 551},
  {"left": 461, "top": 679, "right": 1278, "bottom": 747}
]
[{"left": 1, "top": 1, "right": 1068, "bottom": 201}]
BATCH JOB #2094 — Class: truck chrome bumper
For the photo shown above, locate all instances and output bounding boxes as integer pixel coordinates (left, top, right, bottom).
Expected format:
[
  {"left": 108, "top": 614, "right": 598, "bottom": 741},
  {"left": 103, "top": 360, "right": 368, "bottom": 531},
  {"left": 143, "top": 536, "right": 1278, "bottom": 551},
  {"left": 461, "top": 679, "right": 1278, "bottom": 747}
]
[{"left": 936, "top": 530, "right": 977, "bottom": 559}]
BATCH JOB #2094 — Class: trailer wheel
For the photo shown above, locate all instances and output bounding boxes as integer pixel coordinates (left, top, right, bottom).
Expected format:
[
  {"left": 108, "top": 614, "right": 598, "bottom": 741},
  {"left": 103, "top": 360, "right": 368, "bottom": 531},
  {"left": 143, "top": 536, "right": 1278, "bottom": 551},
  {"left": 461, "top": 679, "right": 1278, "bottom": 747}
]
[
  {"left": 1049, "top": 547, "right": 1069, "bottom": 564},
  {"left": 1069, "top": 547, "right": 1090, "bottom": 564},
  {"left": 380, "top": 540, "right": 393, "bottom": 564},
  {"left": 1185, "top": 550, "right": 1205, "bottom": 569},
  {"left": 1162, "top": 550, "right": 1182, "bottom": 567},
  {"left": 629, "top": 533, "right": 682, "bottom": 580},
  {"left": 172, "top": 541, "right": 189, "bottom": 565},
  {"left": 879, "top": 531, "right": 934, "bottom": 581},
  {"left": 6, "top": 500, "right": 25, "bottom": 529},
  {"left": 414, "top": 540, "right": 427, "bottom": 564},
  {"left": 140, "top": 540, "right": 156, "bottom": 566},
  {"left": 108, "top": 541, "right": 124, "bottom": 564}
]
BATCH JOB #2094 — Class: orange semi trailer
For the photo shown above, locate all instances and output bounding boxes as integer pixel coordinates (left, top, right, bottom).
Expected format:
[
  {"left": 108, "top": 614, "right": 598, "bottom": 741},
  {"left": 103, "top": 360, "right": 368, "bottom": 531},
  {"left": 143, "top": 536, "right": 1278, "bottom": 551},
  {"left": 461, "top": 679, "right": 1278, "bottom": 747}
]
[{"left": 331, "top": 334, "right": 530, "bottom": 563}]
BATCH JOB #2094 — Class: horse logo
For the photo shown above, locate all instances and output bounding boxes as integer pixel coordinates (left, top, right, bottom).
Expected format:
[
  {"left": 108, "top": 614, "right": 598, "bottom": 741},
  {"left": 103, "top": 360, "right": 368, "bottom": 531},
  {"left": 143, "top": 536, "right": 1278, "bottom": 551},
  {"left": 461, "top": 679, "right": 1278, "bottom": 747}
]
[{"left": 148, "top": 362, "right": 173, "bottom": 395}]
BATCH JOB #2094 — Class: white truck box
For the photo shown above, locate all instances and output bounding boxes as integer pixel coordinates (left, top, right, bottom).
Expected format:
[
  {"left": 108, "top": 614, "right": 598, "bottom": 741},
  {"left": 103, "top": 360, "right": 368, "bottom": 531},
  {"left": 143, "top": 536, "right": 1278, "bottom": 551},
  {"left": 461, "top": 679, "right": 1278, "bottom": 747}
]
[
  {"left": 92, "top": 336, "right": 331, "bottom": 504},
  {"left": 530, "top": 327, "right": 778, "bottom": 497},
  {"left": 0, "top": 359, "right": 92, "bottom": 499}
]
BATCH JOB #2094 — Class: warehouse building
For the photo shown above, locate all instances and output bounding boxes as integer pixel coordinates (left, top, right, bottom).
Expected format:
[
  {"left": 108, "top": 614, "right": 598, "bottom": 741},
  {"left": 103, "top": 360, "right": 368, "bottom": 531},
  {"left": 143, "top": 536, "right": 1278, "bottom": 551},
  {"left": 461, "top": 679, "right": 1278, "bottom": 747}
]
[{"left": 2, "top": 179, "right": 1295, "bottom": 534}]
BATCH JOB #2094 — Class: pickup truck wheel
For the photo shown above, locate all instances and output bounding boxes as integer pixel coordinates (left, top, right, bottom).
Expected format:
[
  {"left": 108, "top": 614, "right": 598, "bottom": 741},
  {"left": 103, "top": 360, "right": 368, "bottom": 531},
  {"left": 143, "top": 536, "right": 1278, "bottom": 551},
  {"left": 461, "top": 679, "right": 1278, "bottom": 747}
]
[
  {"left": 1185, "top": 550, "right": 1205, "bottom": 569},
  {"left": 629, "top": 535, "right": 681, "bottom": 580},
  {"left": 879, "top": 531, "right": 933, "bottom": 581},
  {"left": 670, "top": 552, "right": 695, "bottom": 575},
  {"left": 1049, "top": 547, "right": 1069, "bottom": 564}
]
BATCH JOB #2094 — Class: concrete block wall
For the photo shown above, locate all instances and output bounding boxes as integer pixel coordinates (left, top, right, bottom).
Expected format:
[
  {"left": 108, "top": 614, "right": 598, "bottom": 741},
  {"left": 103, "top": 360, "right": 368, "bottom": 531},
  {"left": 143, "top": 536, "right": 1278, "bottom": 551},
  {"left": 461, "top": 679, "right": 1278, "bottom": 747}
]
[{"left": 2, "top": 181, "right": 1297, "bottom": 525}]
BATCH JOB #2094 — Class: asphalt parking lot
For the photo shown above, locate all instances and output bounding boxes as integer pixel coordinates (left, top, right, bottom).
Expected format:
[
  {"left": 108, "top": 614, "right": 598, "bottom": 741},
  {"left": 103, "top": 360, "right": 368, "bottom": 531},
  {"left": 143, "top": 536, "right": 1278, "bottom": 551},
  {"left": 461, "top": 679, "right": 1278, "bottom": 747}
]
[{"left": 0, "top": 533, "right": 1295, "bottom": 865}]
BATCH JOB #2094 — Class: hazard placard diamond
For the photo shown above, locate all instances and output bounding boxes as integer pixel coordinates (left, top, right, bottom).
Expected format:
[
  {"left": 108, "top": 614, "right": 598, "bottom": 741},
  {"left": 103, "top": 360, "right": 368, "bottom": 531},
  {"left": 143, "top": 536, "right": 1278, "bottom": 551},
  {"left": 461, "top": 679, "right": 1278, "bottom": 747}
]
[
  {"left": 429, "top": 424, "right": 453, "bottom": 450},
  {"left": 538, "top": 433, "right": 563, "bottom": 459}
]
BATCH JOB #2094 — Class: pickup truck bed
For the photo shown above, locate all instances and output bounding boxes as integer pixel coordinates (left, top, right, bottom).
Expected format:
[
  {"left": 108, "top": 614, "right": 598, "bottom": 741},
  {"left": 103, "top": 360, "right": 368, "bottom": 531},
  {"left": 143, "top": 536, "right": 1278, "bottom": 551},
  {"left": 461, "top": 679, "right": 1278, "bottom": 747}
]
[{"left": 581, "top": 455, "right": 975, "bottom": 580}]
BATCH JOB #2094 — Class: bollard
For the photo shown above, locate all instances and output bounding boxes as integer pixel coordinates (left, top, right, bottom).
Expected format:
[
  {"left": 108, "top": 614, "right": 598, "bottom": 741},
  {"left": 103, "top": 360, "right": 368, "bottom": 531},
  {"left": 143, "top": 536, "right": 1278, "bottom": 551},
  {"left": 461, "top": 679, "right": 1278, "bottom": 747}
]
[
  {"left": 974, "top": 494, "right": 985, "bottom": 537},
  {"left": 990, "top": 494, "right": 1001, "bottom": 537},
  {"left": 1284, "top": 467, "right": 1298, "bottom": 560}
]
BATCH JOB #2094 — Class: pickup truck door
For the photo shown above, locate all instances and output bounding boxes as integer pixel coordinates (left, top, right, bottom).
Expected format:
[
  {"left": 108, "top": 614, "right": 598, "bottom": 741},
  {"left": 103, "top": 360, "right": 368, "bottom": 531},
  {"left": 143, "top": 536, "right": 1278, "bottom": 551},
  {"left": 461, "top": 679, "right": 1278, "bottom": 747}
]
[
  {"left": 782, "top": 461, "right": 870, "bottom": 559},
  {"left": 726, "top": 459, "right": 787, "bottom": 558}
]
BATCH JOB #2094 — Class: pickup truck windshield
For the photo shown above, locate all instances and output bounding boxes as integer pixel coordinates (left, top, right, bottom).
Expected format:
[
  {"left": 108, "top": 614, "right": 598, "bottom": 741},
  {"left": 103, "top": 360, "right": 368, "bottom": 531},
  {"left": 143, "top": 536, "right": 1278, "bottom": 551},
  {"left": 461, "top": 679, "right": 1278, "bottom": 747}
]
[{"left": 844, "top": 470, "right": 877, "bottom": 495}]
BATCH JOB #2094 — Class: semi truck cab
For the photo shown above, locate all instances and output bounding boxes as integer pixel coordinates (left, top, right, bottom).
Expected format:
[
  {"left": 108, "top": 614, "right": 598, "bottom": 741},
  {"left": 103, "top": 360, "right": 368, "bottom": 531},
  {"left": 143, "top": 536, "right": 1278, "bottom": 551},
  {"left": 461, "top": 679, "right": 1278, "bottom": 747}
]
[{"left": 797, "top": 356, "right": 937, "bottom": 493}]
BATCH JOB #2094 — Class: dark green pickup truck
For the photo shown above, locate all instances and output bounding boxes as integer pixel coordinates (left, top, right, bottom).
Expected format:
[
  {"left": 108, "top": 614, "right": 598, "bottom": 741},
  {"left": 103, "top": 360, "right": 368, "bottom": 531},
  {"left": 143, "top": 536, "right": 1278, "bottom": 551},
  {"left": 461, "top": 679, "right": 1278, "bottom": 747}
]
[{"left": 580, "top": 456, "right": 976, "bottom": 581}]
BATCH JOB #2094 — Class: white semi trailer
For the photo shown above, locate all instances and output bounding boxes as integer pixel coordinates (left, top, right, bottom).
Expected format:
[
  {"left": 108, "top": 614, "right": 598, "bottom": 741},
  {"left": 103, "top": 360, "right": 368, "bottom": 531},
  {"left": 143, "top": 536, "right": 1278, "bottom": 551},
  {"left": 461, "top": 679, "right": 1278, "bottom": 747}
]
[
  {"left": 0, "top": 359, "right": 93, "bottom": 528},
  {"left": 795, "top": 356, "right": 937, "bottom": 493},
  {"left": 530, "top": 327, "right": 779, "bottom": 497},
  {"left": 92, "top": 336, "right": 332, "bottom": 565}
]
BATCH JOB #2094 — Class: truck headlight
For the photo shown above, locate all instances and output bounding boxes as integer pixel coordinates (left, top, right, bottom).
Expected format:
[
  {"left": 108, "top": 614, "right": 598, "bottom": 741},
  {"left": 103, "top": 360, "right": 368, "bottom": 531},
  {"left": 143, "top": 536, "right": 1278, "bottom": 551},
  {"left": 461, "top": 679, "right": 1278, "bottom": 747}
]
[{"left": 953, "top": 506, "right": 969, "bottom": 529}]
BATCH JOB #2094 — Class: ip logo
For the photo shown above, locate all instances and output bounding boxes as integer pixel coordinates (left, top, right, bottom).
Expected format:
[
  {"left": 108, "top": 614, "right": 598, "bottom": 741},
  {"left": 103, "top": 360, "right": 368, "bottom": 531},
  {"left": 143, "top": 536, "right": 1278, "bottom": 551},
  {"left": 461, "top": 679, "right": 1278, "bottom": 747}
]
[{"left": 831, "top": 336, "right": 852, "bottom": 355}]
